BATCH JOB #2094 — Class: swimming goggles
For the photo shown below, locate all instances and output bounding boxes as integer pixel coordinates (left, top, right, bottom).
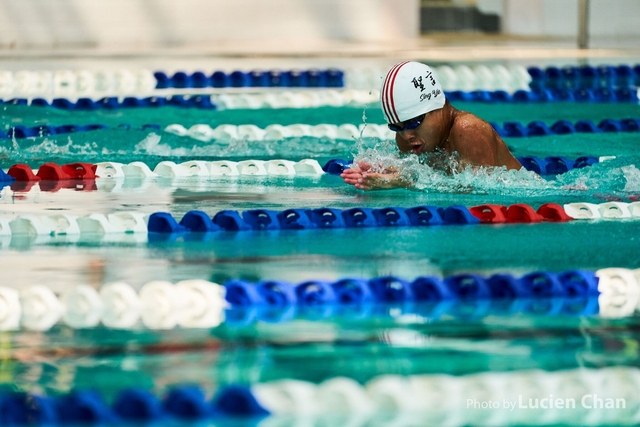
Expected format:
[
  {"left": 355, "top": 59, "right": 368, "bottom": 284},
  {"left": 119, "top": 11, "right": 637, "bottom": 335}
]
[{"left": 387, "top": 114, "right": 426, "bottom": 133}]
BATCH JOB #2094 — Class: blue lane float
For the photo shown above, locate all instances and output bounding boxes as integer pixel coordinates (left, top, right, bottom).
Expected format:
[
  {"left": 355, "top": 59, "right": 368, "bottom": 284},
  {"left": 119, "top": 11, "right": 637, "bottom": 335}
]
[
  {"left": 278, "top": 209, "right": 315, "bottom": 230},
  {"left": 304, "top": 208, "right": 347, "bottom": 228},
  {"left": 218, "top": 271, "right": 601, "bottom": 321},
  {"left": 152, "top": 69, "right": 345, "bottom": 89},
  {"left": 0, "top": 387, "right": 217, "bottom": 425},
  {"left": 322, "top": 158, "right": 353, "bottom": 174},
  {"left": 442, "top": 205, "right": 481, "bottom": 224},
  {"left": 147, "top": 205, "right": 481, "bottom": 235},
  {"left": 57, "top": 390, "right": 118, "bottom": 424},
  {"left": 515, "top": 156, "right": 600, "bottom": 175},
  {"left": 1, "top": 95, "right": 218, "bottom": 111},
  {"left": 0, "top": 168, "right": 15, "bottom": 183},
  {"left": 528, "top": 64, "right": 640, "bottom": 89},
  {"left": 0, "top": 123, "right": 160, "bottom": 140},
  {"left": 405, "top": 206, "right": 445, "bottom": 225},
  {"left": 491, "top": 118, "right": 640, "bottom": 137},
  {"left": 445, "top": 87, "right": 638, "bottom": 103}
]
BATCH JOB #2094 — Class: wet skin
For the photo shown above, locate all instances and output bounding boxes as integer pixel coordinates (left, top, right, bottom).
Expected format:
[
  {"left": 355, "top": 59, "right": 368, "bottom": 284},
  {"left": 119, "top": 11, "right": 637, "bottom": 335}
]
[{"left": 341, "top": 100, "right": 523, "bottom": 190}]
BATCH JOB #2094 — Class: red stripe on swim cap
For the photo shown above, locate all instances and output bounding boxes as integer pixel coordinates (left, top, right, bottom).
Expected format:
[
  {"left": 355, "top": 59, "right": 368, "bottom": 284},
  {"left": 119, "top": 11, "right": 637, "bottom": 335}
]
[
  {"left": 382, "top": 61, "right": 408, "bottom": 124},
  {"left": 383, "top": 61, "right": 408, "bottom": 124},
  {"left": 387, "top": 62, "right": 409, "bottom": 124},
  {"left": 381, "top": 63, "right": 401, "bottom": 123}
]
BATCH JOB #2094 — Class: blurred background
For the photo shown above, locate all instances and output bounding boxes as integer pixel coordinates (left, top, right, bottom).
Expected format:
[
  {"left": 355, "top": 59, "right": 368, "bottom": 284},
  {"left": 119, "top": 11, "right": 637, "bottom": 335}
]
[{"left": 0, "top": 0, "right": 639, "bottom": 54}]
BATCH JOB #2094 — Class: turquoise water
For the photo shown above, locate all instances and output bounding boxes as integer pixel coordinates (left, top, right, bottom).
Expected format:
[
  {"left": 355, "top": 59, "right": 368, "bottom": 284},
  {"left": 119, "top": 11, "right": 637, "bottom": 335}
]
[
  {"left": 1, "top": 100, "right": 640, "bottom": 423},
  {"left": 3, "top": 315, "right": 640, "bottom": 401},
  {"left": 4, "top": 102, "right": 640, "bottom": 128}
]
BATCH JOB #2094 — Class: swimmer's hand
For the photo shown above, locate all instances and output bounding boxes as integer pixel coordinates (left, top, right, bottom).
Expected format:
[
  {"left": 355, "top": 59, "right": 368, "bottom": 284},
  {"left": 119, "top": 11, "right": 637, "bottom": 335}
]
[{"left": 340, "top": 162, "right": 411, "bottom": 191}]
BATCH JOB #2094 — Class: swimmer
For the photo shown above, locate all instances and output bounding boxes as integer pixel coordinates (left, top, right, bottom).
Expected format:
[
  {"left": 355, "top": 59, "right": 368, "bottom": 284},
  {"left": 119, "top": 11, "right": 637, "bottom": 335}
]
[{"left": 341, "top": 61, "right": 522, "bottom": 190}]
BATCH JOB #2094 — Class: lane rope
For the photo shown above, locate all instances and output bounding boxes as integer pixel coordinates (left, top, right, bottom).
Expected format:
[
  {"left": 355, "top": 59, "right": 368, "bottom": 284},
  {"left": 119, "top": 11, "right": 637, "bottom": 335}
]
[
  {"left": 1, "top": 202, "right": 639, "bottom": 242},
  {"left": 3, "top": 366, "right": 640, "bottom": 425},
  {"left": 1, "top": 268, "right": 639, "bottom": 331},
  {"left": 3, "top": 117, "right": 638, "bottom": 142}
]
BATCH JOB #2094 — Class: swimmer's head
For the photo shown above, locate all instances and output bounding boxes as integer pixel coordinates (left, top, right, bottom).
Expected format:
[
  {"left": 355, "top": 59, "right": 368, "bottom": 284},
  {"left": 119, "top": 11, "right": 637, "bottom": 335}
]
[{"left": 380, "top": 61, "right": 446, "bottom": 125}]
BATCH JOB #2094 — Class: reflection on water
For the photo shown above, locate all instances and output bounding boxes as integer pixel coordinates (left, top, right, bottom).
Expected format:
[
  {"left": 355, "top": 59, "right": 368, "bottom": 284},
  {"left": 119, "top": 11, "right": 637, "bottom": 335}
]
[{"left": 2, "top": 312, "right": 639, "bottom": 399}]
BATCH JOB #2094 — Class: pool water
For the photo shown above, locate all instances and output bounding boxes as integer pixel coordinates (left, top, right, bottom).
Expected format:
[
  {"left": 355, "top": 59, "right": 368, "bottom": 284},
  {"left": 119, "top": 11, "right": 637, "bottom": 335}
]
[{"left": 1, "top": 98, "right": 640, "bottom": 424}]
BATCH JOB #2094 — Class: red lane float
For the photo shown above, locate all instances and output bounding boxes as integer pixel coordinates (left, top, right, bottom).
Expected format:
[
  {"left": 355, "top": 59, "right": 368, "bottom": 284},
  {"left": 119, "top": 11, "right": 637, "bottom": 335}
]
[
  {"left": 36, "top": 163, "right": 71, "bottom": 180},
  {"left": 468, "top": 204, "right": 507, "bottom": 223},
  {"left": 62, "top": 163, "right": 97, "bottom": 179},
  {"left": 8, "top": 164, "right": 40, "bottom": 181},
  {"left": 469, "top": 203, "right": 573, "bottom": 224},
  {"left": 7, "top": 162, "right": 97, "bottom": 181},
  {"left": 537, "top": 203, "right": 572, "bottom": 222},
  {"left": 506, "top": 204, "right": 543, "bottom": 223}
]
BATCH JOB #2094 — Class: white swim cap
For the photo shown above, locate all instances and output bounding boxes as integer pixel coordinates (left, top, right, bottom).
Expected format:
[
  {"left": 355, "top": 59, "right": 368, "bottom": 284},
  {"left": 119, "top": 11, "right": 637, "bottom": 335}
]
[{"left": 380, "top": 61, "right": 446, "bottom": 124}]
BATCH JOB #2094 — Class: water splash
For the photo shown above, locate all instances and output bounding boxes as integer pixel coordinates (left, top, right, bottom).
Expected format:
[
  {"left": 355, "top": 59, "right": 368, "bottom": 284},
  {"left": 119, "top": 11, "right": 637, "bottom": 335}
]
[
  {"left": 350, "top": 140, "right": 640, "bottom": 198},
  {"left": 0, "top": 130, "right": 379, "bottom": 165},
  {"left": 622, "top": 165, "right": 640, "bottom": 192},
  {"left": 0, "top": 136, "right": 101, "bottom": 164},
  {"left": 132, "top": 133, "right": 369, "bottom": 159},
  {"left": 555, "top": 159, "right": 640, "bottom": 195},
  {"left": 133, "top": 133, "right": 193, "bottom": 157}
]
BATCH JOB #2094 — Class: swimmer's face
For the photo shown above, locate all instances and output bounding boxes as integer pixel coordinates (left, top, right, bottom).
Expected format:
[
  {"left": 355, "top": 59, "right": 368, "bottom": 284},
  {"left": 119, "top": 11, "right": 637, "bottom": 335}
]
[{"left": 393, "top": 109, "right": 444, "bottom": 155}]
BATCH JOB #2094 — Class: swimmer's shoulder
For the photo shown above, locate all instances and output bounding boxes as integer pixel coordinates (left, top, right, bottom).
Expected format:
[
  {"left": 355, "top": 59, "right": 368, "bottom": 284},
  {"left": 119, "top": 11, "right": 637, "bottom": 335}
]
[{"left": 450, "top": 111, "right": 495, "bottom": 139}]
